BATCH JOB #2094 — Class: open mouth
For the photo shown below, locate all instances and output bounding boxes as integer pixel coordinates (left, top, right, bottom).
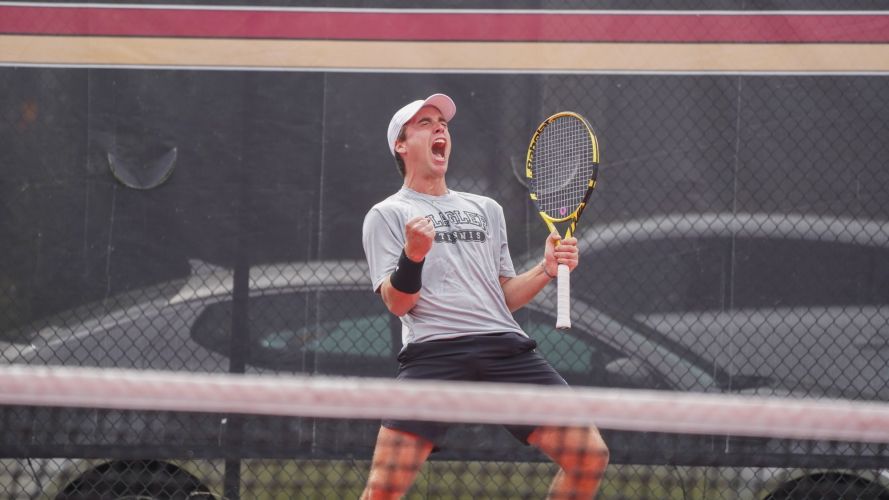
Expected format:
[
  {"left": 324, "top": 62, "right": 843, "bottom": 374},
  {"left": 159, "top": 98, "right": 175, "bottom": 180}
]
[{"left": 431, "top": 139, "right": 447, "bottom": 161}]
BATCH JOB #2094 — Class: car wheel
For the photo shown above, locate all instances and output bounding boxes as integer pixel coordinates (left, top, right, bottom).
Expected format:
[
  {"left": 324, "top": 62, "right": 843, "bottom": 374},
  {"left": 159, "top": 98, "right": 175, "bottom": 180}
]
[
  {"left": 55, "top": 460, "right": 214, "bottom": 500},
  {"left": 763, "top": 473, "right": 889, "bottom": 500}
]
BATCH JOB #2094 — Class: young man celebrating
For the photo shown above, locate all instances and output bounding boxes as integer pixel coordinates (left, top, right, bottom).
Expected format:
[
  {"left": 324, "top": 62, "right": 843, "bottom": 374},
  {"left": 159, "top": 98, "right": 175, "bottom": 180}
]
[{"left": 361, "top": 93, "right": 609, "bottom": 499}]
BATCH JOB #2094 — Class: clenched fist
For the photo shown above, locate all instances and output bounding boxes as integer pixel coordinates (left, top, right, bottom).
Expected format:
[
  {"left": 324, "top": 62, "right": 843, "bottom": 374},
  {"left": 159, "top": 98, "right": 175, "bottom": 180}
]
[{"left": 404, "top": 216, "right": 435, "bottom": 262}]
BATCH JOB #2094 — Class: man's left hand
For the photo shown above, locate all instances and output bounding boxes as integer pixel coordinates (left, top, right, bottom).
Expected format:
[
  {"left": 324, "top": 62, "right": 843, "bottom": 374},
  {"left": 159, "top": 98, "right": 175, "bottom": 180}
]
[{"left": 543, "top": 231, "right": 579, "bottom": 276}]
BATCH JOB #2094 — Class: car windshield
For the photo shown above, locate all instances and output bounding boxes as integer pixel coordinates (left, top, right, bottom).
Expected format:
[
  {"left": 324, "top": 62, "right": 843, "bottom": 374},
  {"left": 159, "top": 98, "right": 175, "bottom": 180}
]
[
  {"left": 190, "top": 291, "right": 395, "bottom": 373},
  {"left": 297, "top": 315, "right": 391, "bottom": 356}
]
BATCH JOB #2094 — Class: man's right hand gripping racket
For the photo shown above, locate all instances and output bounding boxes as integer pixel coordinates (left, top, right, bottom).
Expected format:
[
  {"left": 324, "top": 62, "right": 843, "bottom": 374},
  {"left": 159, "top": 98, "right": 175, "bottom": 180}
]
[{"left": 526, "top": 111, "right": 600, "bottom": 329}]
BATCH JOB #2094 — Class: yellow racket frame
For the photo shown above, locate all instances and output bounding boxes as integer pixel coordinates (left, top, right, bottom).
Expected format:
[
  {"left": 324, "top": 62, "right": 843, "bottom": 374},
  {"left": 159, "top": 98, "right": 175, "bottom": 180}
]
[{"left": 525, "top": 111, "right": 600, "bottom": 240}]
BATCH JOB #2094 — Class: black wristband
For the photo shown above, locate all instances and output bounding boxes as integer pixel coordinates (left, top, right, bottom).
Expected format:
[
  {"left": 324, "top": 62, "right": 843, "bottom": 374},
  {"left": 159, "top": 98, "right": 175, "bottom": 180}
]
[{"left": 390, "top": 250, "right": 424, "bottom": 294}]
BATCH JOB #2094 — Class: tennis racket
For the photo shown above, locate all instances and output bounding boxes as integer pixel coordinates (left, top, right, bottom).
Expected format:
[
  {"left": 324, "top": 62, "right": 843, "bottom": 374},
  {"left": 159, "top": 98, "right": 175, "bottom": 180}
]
[{"left": 526, "top": 111, "right": 600, "bottom": 329}]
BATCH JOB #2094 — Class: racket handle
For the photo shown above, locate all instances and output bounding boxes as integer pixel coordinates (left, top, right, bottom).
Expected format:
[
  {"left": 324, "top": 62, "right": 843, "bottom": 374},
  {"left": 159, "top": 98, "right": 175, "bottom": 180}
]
[{"left": 556, "top": 264, "right": 571, "bottom": 329}]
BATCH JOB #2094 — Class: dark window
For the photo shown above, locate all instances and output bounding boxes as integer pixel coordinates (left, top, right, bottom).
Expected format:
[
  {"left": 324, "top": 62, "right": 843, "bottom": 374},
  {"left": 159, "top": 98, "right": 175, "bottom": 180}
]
[{"left": 190, "top": 291, "right": 393, "bottom": 374}]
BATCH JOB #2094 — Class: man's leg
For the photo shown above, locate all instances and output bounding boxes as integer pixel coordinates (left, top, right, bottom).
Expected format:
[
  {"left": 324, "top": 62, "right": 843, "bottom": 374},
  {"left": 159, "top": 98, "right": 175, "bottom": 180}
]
[
  {"left": 528, "top": 425, "right": 609, "bottom": 500},
  {"left": 361, "top": 426, "right": 434, "bottom": 500}
]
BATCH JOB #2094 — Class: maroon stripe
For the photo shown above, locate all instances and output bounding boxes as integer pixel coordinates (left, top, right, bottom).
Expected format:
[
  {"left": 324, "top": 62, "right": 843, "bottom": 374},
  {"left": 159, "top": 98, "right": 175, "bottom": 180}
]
[{"left": 1, "top": 6, "right": 889, "bottom": 42}]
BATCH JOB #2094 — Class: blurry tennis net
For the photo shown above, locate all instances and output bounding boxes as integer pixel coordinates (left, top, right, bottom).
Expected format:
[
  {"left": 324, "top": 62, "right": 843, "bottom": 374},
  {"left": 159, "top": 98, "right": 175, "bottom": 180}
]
[{"left": 2, "top": 365, "right": 889, "bottom": 499}]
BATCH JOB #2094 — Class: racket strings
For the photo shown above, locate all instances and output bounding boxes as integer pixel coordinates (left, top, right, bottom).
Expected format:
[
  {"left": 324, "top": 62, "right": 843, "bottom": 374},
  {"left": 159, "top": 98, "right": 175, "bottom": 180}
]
[{"left": 531, "top": 117, "right": 595, "bottom": 219}]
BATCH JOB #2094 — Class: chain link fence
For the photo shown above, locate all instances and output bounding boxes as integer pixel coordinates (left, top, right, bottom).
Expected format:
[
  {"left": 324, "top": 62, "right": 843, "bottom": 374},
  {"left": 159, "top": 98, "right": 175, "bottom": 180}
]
[{"left": 2, "top": 2, "right": 889, "bottom": 499}]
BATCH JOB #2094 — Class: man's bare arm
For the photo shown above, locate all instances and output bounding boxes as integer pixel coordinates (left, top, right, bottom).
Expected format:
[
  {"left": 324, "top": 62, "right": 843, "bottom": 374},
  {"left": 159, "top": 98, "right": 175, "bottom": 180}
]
[{"left": 500, "top": 233, "right": 578, "bottom": 312}]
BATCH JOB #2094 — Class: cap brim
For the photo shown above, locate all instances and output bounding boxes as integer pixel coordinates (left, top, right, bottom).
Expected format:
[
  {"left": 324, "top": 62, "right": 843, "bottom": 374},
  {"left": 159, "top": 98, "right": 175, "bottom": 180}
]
[{"left": 421, "top": 93, "right": 456, "bottom": 121}]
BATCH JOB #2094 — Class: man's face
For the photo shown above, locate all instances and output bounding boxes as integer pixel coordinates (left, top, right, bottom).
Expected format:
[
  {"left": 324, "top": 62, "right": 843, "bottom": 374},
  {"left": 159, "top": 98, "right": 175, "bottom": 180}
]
[{"left": 396, "top": 105, "right": 451, "bottom": 175}]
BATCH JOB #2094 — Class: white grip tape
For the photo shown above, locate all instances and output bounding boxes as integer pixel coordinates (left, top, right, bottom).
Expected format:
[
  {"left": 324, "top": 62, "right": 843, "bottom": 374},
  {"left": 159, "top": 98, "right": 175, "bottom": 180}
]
[{"left": 556, "top": 264, "right": 571, "bottom": 329}]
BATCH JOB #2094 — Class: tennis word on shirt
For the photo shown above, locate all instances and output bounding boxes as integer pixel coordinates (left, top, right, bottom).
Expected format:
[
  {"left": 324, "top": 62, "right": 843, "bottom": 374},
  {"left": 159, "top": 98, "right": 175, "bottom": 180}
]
[{"left": 425, "top": 210, "right": 489, "bottom": 244}]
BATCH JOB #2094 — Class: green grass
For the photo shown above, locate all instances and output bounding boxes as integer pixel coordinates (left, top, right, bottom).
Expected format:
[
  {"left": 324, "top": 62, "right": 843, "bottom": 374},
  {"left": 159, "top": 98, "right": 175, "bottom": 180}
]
[
  {"left": 203, "top": 460, "right": 750, "bottom": 500},
  {"left": 1, "top": 457, "right": 764, "bottom": 499}
]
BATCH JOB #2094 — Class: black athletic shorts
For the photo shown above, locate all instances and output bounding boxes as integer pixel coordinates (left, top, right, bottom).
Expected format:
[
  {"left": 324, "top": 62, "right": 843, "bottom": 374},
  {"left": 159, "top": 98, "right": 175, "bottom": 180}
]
[{"left": 381, "top": 331, "right": 568, "bottom": 448}]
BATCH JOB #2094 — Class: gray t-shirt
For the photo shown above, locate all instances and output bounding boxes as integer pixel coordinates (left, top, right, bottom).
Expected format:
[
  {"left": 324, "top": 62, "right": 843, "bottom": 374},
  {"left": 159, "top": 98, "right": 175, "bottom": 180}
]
[{"left": 362, "top": 187, "right": 525, "bottom": 346}]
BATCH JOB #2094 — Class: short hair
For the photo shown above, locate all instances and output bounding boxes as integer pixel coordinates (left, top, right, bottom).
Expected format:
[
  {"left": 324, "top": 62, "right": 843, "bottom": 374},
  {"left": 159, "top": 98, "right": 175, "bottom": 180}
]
[{"left": 393, "top": 127, "right": 407, "bottom": 178}]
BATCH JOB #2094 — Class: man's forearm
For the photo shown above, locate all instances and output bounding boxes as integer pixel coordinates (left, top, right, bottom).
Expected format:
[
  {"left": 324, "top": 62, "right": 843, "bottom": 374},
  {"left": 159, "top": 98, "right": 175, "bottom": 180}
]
[
  {"left": 382, "top": 248, "right": 426, "bottom": 316},
  {"left": 381, "top": 278, "right": 421, "bottom": 317},
  {"left": 500, "top": 260, "right": 553, "bottom": 312}
]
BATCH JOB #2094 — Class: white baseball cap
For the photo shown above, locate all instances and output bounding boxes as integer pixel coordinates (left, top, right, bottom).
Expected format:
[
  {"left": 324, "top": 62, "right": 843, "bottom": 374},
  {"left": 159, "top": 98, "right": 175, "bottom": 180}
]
[{"left": 387, "top": 93, "right": 457, "bottom": 157}]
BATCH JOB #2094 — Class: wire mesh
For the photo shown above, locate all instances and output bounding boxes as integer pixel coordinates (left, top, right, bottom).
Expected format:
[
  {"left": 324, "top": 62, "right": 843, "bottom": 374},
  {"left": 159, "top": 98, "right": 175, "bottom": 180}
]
[
  {"left": 1, "top": 366, "right": 889, "bottom": 499},
  {"left": 2, "top": 1, "right": 889, "bottom": 499}
]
